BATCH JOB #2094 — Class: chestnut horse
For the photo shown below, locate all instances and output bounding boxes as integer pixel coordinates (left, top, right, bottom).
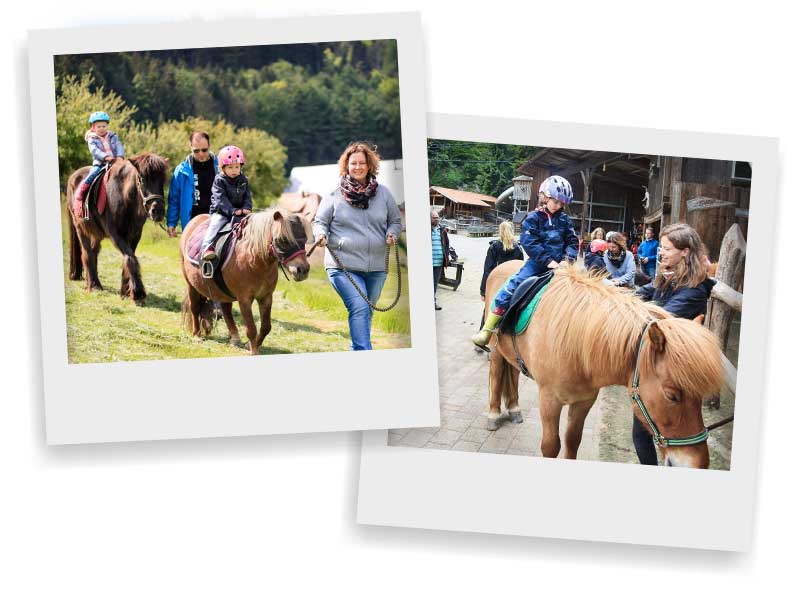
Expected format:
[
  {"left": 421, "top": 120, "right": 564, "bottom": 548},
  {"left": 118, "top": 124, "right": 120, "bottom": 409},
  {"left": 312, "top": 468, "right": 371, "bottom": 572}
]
[
  {"left": 180, "top": 209, "right": 311, "bottom": 355},
  {"left": 484, "top": 263, "right": 724, "bottom": 468},
  {"left": 66, "top": 153, "right": 168, "bottom": 304}
]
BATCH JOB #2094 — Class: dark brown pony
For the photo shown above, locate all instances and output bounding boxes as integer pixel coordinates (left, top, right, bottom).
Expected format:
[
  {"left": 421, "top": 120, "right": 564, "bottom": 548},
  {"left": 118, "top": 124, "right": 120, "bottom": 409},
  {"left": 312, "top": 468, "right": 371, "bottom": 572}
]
[
  {"left": 180, "top": 209, "right": 311, "bottom": 355},
  {"left": 484, "top": 263, "right": 724, "bottom": 468},
  {"left": 66, "top": 153, "right": 168, "bottom": 304}
]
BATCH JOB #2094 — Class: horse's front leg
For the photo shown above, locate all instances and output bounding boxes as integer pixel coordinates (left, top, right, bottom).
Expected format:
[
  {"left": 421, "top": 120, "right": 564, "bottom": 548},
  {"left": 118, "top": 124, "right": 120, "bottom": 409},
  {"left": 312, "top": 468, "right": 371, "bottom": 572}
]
[
  {"left": 487, "top": 346, "right": 506, "bottom": 430},
  {"left": 563, "top": 397, "right": 597, "bottom": 459},
  {"left": 220, "top": 302, "right": 241, "bottom": 345},
  {"left": 539, "top": 387, "right": 563, "bottom": 458},
  {"left": 255, "top": 295, "right": 273, "bottom": 348},
  {"left": 238, "top": 297, "right": 259, "bottom": 355}
]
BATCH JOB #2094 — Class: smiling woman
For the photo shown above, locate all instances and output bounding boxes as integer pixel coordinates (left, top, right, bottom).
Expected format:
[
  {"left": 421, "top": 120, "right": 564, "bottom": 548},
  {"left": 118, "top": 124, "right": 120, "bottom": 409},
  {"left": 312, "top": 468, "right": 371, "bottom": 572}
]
[{"left": 312, "top": 141, "right": 403, "bottom": 351}]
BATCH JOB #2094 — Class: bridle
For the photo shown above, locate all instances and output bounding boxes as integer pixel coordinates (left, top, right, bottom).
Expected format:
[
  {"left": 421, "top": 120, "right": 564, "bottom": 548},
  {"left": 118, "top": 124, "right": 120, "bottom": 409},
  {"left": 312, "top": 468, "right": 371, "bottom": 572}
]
[
  {"left": 266, "top": 218, "right": 308, "bottom": 281},
  {"left": 136, "top": 175, "right": 165, "bottom": 218},
  {"left": 629, "top": 321, "right": 712, "bottom": 448}
]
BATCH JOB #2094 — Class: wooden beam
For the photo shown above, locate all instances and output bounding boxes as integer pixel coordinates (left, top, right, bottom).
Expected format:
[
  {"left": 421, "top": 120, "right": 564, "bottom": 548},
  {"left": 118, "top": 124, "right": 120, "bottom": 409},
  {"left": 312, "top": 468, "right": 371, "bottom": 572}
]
[
  {"left": 552, "top": 152, "right": 627, "bottom": 178},
  {"left": 721, "top": 352, "right": 737, "bottom": 394},
  {"left": 711, "top": 281, "right": 743, "bottom": 312},
  {"left": 592, "top": 171, "right": 648, "bottom": 190},
  {"left": 707, "top": 223, "right": 747, "bottom": 351}
]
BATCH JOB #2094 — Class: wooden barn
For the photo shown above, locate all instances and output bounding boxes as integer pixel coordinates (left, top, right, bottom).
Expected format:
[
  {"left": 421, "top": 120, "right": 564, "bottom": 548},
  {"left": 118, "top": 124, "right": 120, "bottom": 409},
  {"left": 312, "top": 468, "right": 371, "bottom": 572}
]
[
  {"left": 516, "top": 149, "right": 751, "bottom": 259},
  {"left": 429, "top": 186, "right": 497, "bottom": 219}
]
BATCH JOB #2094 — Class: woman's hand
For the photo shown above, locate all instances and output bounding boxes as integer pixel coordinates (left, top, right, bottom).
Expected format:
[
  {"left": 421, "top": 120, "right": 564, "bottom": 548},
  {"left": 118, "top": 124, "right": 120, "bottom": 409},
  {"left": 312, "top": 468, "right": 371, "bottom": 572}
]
[
  {"left": 386, "top": 234, "right": 396, "bottom": 245},
  {"left": 316, "top": 234, "right": 328, "bottom": 247},
  {"left": 480, "top": 295, "right": 485, "bottom": 302}
]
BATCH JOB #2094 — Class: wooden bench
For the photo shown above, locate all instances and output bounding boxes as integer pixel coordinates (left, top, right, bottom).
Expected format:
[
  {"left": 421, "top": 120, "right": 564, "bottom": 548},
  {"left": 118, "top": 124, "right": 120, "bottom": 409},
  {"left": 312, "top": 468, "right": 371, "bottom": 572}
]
[{"left": 438, "top": 261, "right": 464, "bottom": 291}]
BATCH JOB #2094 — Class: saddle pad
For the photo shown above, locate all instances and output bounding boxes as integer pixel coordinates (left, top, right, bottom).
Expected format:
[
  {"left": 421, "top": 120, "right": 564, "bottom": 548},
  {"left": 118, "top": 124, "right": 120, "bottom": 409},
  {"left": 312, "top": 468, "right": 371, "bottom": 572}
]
[
  {"left": 498, "top": 270, "right": 554, "bottom": 335},
  {"left": 514, "top": 281, "right": 551, "bottom": 335},
  {"left": 95, "top": 168, "right": 110, "bottom": 216},
  {"left": 184, "top": 219, "right": 238, "bottom": 270}
]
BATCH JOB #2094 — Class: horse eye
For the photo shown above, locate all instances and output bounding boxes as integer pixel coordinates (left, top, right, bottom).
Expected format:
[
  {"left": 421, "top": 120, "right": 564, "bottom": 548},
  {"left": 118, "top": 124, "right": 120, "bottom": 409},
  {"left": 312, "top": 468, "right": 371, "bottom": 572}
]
[{"left": 665, "top": 392, "right": 681, "bottom": 403}]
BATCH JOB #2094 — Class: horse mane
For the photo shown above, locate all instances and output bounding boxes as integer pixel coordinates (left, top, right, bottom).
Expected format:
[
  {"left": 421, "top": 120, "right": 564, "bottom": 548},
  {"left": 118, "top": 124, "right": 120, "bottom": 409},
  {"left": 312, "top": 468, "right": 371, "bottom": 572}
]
[
  {"left": 128, "top": 152, "right": 169, "bottom": 179},
  {"left": 535, "top": 267, "right": 723, "bottom": 400},
  {"left": 241, "top": 208, "right": 296, "bottom": 261}
]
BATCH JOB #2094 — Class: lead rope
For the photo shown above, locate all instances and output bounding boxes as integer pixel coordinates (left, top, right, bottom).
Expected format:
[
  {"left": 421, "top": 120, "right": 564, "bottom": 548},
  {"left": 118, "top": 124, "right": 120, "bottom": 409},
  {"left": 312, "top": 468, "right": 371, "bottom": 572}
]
[{"left": 325, "top": 241, "right": 402, "bottom": 312}]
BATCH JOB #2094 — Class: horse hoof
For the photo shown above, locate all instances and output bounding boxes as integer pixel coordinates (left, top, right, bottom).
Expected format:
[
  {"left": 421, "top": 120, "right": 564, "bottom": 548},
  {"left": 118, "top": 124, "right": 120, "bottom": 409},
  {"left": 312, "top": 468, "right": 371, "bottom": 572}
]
[
  {"left": 134, "top": 299, "right": 145, "bottom": 307},
  {"left": 509, "top": 412, "right": 524, "bottom": 424},
  {"left": 192, "top": 335, "right": 203, "bottom": 343},
  {"left": 229, "top": 337, "right": 241, "bottom": 346},
  {"left": 487, "top": 418, "right": 500, "bottom": 431}
]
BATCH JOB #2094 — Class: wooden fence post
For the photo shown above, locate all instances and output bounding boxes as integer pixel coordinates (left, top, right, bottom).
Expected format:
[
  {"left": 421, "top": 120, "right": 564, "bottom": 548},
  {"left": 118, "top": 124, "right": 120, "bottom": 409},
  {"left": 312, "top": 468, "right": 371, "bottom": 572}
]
[{"left": 707, "top": 223, "right": 747, "bottom": 352}]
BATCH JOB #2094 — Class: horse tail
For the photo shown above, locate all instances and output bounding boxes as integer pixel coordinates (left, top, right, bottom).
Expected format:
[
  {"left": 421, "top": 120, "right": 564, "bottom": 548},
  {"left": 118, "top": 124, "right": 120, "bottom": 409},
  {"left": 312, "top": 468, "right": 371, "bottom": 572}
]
[
  {"left": 181, "top": 286, "right": 217, "bottom": 336},
  {"left": 68, "top": 210, "right": 83, "bottom": 281}
]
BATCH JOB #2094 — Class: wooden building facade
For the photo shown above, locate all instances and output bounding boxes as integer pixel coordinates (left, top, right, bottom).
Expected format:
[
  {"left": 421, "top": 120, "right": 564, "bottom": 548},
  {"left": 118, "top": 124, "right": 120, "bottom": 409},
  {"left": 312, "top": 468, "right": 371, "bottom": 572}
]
[
  {"left": 517, "top": 149, "right": 751, "bottom": 259},
  {"left": 429, "top": 186, "right": 497, "bottom": 219}
]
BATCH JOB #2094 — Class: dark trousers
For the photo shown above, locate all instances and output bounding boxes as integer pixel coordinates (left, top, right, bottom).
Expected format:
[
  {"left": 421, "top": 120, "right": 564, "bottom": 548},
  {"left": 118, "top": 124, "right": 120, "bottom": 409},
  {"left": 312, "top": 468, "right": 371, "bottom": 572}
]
[
  {"left": 433, "top": 266, "right": 443, "bottom": 302},
  {"left": 632, "top": 415, "right": 659, "bottom": 465}
]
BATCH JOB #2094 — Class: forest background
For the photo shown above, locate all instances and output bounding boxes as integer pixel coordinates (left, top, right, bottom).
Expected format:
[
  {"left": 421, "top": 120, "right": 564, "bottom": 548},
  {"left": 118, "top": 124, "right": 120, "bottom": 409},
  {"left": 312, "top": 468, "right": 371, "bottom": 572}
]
[{"left": 55, "top": 40, "right": 401, "bottom": 207}]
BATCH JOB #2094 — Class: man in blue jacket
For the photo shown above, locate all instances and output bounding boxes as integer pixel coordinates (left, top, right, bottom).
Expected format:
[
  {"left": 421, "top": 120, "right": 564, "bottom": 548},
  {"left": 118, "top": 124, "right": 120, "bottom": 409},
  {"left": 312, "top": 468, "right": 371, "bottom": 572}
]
[{"left": 166, "top": 131, "right": 219, "bottom": 237}]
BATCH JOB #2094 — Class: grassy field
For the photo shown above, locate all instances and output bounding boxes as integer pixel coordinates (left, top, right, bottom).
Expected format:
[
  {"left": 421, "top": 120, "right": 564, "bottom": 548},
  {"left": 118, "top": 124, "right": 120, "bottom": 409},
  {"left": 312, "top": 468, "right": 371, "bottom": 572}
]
[{"left": 62, "top": 207, "right": 412, "bottom": 363}]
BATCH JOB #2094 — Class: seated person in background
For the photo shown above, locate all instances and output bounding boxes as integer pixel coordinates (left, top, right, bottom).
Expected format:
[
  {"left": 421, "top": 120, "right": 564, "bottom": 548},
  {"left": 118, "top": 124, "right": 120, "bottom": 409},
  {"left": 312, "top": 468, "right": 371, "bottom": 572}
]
[
  {"left": 604, "top": 232, "right": 636, "bottom": 287},
  {"left": 584, "top": 239, "right": 607, "bottom": 272}
]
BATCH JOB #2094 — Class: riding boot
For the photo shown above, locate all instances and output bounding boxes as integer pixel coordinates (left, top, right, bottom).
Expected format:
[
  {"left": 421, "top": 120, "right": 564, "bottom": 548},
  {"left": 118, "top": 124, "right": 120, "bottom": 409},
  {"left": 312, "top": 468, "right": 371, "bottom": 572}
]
[
  {"left": 74, "top": 181, "right": 91, "bottom": 219},
  {"left": 471, "top": 311, "right": 503, "bottom": 347}
]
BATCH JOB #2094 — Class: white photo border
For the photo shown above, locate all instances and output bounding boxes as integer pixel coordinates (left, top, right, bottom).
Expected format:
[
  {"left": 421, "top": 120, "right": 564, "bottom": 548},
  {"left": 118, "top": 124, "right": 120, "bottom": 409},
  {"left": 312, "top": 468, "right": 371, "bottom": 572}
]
[
  {"left": 358, "top": 112, "right": 777, "bottom": 551},
  {"left": 29, "top": 13, "right": 440, "bottom": 445}
]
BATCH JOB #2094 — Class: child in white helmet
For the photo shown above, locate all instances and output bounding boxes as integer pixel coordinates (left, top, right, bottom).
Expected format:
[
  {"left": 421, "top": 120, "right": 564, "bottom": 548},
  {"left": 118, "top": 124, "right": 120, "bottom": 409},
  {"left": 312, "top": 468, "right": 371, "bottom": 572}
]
[
  {"left": 472, "top": 175, "right": 579, "bottom": 347},
  {"left": 73, "top": 111, "right": 125, "bottom": 219},
  {"left": 200, "top": 145, "right": 252, "bottom": 261}
]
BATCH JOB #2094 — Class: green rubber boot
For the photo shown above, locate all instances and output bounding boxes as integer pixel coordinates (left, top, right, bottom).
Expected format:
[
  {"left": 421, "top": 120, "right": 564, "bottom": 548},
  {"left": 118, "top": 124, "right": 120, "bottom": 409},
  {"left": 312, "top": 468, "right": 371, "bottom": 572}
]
[{"left": 471, "top": 312, "right": 503, "bottom": 348}]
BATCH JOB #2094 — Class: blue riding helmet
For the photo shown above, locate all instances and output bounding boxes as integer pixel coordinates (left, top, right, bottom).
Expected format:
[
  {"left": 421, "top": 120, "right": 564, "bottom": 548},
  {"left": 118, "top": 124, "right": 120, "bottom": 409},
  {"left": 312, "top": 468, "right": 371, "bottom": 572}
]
[
  {"left": 539, "top": 175, "right": 574, "bottom": 204},
  {"left": 88, "top": 111, "right": 111, "bottom": 124}
]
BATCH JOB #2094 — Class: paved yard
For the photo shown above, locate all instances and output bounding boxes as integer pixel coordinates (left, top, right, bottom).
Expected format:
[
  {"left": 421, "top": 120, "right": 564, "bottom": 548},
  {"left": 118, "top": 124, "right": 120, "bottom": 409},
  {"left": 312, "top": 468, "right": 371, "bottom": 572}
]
[{"left": 389, "top": 233, "right": 734, "bottom": 470}]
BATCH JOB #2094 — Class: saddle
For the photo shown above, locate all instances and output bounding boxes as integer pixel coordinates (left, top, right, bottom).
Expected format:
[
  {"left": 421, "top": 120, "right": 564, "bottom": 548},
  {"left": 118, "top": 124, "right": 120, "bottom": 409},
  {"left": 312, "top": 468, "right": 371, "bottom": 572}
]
[
  {"left": 185, "top": 216, "right": 248, "bottom": 298},
  {"left": 498, "top": 270, "right": 554, "bottom": 336},
  {"left": 82, "top": 165, "right": 111, "bottom": 219}
]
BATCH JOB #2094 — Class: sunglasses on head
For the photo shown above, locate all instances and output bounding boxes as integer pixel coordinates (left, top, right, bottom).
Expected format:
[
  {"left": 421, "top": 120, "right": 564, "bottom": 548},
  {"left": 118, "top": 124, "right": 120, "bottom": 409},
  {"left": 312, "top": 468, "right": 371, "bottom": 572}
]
[{"left": 192, "top": 148, "right": 209, "bottom": 154}]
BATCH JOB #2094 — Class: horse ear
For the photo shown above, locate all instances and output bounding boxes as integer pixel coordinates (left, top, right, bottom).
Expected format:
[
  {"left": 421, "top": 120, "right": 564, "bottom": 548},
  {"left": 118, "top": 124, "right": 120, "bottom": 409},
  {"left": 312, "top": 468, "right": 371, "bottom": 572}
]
[
  {"left": 272, "top": 210, "right": 284, "bottom": 221},
  {"left": 648, "top": 322, "right": 667, "bottom": 353}
]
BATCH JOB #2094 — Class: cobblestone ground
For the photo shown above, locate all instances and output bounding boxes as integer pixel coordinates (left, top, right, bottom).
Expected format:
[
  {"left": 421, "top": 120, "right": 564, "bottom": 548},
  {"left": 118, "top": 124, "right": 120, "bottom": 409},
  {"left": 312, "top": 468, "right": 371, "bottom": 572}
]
[{"left": 389, "top": 233, "right": 734, "bottom": 470}]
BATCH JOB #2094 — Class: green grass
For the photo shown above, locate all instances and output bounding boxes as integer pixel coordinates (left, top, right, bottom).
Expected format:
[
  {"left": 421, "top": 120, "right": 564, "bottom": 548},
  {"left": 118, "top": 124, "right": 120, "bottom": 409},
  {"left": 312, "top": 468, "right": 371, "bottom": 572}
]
[{"left": 62, "top": 206, "right": 411, "bottom": 363}]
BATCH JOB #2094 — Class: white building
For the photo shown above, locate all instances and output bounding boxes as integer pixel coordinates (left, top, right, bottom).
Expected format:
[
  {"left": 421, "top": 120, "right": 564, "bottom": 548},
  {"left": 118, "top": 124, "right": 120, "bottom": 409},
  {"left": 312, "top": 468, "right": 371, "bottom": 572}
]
[{"left": 285, "top": 159, "right": 405, "bottom": 208}]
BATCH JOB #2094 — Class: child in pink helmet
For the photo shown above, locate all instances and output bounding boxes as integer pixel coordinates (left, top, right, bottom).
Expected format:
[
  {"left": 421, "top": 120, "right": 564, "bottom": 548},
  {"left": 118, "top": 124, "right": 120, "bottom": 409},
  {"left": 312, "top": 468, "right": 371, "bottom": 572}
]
[{"left": 200, "top": 145, "right": 252, "bottom": 261}]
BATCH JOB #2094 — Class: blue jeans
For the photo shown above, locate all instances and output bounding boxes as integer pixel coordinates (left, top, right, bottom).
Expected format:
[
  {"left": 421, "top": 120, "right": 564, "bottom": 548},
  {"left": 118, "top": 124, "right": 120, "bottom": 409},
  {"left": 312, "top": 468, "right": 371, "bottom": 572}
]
[
  {"left": 492, "top": 258, "right": 541, "bottom": 312},
  {"left": 327, "top": 268, "right": 387, "bottom": 351},
  {"left": 433, "top": 266, "right": 443, "bottom": 303},
  {"left": 642, "top": 261, "right": 656, "bottom": 280},
  {"left": 83, "top": 165, "right": 104, "bottom": 187}
]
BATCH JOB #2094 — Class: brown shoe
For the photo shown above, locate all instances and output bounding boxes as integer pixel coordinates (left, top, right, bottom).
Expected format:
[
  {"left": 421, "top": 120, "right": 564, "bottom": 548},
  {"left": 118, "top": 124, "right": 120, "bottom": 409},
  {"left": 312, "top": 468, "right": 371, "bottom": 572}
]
[{"left": 202, "top": 248, "right": 216, "bottom": 261}]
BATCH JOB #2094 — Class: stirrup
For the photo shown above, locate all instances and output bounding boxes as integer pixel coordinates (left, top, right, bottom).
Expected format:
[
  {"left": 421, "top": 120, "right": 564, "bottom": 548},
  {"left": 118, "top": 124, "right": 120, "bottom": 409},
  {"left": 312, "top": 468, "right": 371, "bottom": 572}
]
[{"left": 201, "top": 260, "right": 215, "bottom": 279}]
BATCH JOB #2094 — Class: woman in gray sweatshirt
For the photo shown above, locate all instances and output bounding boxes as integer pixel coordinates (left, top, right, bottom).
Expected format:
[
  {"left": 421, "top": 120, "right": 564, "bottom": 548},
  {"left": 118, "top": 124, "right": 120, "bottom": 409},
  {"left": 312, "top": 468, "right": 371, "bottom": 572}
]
[{"left": 312, "top": 142, "right": 402, "bottom": 350}]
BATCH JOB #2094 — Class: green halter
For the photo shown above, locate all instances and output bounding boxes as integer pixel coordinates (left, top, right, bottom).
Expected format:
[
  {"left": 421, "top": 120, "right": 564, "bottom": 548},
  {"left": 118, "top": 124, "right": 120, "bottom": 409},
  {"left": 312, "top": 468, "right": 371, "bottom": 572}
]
[{"left": 630, "top": 321, "right": 710, "bottom": 448}]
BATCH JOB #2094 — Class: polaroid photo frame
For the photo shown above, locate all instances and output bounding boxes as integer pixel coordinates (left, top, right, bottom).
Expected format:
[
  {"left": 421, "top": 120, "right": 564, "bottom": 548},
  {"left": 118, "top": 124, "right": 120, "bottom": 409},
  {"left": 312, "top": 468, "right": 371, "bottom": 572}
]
[
  {"left": 358, "top": 112, "right": 777, "bottom": 551},
  {"left": 29, "top": 13, "right": 439, "bottom": 444}
]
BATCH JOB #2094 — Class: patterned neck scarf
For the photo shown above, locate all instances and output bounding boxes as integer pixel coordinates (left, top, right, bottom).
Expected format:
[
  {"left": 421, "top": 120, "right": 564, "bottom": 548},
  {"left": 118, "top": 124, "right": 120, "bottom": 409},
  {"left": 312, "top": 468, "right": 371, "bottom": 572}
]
[{"left": 340, "top": 175, "right": 378, "bottom": 209}]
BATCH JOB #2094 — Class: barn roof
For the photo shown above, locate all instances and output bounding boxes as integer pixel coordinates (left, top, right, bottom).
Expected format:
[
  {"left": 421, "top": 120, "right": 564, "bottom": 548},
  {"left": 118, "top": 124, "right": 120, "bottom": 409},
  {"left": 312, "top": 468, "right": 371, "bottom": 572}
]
[
  {"left": 430, "top": 186, "right": 497, "bottom": 207},
  {"left": 517, "top": 148, "right": 653, "bottom": 190}
]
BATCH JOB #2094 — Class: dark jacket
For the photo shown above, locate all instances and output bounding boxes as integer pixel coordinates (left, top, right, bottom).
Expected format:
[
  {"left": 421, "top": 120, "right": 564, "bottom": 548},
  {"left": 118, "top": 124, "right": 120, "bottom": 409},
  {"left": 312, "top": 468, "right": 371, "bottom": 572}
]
[
  {"left": 520, "top": 208, "right": 579, "bottom": 275},
  {"left": 481, "top": 240, "right": 524, "bottom": 296},
  {"left": 636, "top": 277, "right": 716, "bottom": 320},
  {"left": 584, "top": 250, "right": 606, "bottom": 271},
  {"left": 210, "top": 173, "right": 252, "bottom": 218}
]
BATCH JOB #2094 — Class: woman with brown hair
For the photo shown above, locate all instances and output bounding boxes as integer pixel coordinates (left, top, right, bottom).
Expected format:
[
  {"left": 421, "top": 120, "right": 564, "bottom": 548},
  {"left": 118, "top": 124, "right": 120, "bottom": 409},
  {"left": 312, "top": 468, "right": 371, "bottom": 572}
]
[
  {"left": 312, "top": 142, "right": 402, "bottom": 351},
  {"left": 633, "top": 222, "right": 716, "bottom": 464},
  {"left": 603, "top": 232, "right": 636, "bottom": 287}
]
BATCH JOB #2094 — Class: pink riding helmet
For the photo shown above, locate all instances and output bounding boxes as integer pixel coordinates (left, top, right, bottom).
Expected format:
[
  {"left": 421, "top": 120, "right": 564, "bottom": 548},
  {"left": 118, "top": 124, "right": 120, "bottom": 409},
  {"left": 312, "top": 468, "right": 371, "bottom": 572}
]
[{"left": 218, "top": 145, "right": 246, "bottom": 166}]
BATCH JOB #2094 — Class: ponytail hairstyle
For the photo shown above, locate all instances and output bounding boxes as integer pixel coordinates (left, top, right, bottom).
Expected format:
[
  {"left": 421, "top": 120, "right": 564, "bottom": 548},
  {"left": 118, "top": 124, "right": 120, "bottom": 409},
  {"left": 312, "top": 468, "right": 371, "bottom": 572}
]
[{"left": 498, "top": 221, "right": 516, "bottom": 251}]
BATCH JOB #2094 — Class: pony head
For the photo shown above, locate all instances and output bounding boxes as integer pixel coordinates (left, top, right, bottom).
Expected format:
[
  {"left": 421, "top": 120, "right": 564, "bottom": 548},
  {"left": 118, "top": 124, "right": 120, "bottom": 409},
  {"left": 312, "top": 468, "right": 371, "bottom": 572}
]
[
  {"left": 245, "top": 209, "right": 310, "bottom": 282},
  {"left": 128, "top": 153, "right": 169, "bottom": 223},
  {"left": 635, "top": 318, "right": 724, "bottom": 468}
]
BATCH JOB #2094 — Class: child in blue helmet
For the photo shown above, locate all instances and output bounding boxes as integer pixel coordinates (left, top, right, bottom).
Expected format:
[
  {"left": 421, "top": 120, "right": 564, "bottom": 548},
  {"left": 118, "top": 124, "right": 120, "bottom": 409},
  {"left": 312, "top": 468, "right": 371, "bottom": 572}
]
[
  {"left": 73, "top": 111, "right": 125, "bottom": 219},
  {"left": 472, "top": 175, "right": 579, "bottom": 347}
]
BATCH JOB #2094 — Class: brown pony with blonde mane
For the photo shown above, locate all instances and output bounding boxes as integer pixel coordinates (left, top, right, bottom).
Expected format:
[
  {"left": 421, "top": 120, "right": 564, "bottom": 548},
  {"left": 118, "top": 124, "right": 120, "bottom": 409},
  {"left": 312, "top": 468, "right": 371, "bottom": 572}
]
[
  {"left": 180, "top": 208, "right": 311, "bottom": 355},
  {"left": 484, "top": 262, "right": 724, "bottom": 468}
]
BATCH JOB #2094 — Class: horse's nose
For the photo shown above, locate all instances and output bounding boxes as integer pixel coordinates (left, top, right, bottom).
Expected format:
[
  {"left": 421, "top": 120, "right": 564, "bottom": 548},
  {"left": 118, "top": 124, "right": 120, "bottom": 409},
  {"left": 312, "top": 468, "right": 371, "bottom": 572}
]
[{"left": 289, "top": 262, "right": 310, "bottom": 281}]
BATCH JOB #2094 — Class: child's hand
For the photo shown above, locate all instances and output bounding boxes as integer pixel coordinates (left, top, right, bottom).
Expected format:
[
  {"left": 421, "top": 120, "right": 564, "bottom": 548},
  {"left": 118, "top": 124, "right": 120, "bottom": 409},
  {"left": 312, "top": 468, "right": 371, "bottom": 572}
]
[
  {"left": 547, "top": 260, "right": 559, "bottom": 270},
  {"left": 104, "top": 156, "right": 114, "bottom": 162},
  {"left": 243, "top": 209, "right": 252, "bottom": 215},
  {"left": 234, "top": 209, "right": 243, "bottom": 216}
]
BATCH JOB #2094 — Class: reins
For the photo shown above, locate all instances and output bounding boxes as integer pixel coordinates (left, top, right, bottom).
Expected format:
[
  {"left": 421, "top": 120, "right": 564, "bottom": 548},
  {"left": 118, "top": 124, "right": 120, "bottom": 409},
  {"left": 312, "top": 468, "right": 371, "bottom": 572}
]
[{"left": 310, "top": 239, "right": 402, "bottom": 312}]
